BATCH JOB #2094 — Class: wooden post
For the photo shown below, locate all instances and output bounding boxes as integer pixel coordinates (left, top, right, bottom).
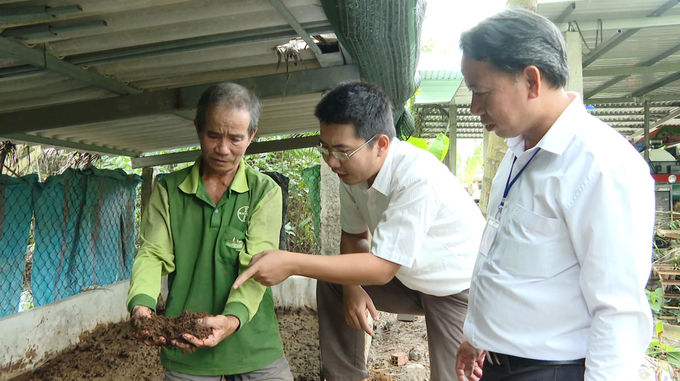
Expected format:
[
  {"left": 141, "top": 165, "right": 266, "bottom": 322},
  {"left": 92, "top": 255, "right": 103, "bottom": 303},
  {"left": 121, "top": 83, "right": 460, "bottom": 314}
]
[
  {"left": 0, "top": 145, "right": 7, "bottom": 176},
  {"left": 644, "top": 100, "right": 650, "bottom": 163},
  {"left": 447, "top": 103, "right": 458, "bottom": 175},
  {"left": 140, "top": 167, "right": 157, "bottom": 218},
  {"left": 478, "top": 134, "right": 508, "bottom": 217}
]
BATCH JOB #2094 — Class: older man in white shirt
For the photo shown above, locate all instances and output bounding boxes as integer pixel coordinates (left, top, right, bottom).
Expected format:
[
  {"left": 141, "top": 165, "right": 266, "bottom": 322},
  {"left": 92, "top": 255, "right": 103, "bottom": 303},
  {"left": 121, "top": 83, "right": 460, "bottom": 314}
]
[
  {"left": 233, "top": 81, "right": 486, "bottom": 381},
  {"left": 455, "top": 8, "right": 654, "bottom": 381}
]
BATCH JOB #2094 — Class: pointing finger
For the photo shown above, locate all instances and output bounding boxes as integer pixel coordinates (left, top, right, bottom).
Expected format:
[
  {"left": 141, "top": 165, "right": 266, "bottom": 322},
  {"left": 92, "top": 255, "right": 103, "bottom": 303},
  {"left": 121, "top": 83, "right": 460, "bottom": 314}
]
[
  {"left": 233, "top": 266, "right": 257, "bottom": 289},
  {"left": 249, "top": 252, "right": 265, "bottom": 266}
]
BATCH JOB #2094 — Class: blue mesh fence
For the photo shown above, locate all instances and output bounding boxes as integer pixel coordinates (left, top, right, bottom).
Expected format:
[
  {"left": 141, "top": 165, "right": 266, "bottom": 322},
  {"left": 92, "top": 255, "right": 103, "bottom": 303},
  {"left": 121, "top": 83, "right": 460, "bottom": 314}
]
[
  {"left": 0, "top": 175, "right": 39, "bottom": 318},
  {"left": 0, "top": 168, "right": 141, "bottom": 317},
  {"left": 1, "top": 153, "right": 320, "bottom": 317}
]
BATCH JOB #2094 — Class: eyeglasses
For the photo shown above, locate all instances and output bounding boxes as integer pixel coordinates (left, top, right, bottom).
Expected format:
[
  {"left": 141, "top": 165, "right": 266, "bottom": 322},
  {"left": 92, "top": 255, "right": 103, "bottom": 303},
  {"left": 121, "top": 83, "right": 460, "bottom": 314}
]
[{"left": 316, "top": 135, "right": 378, "bottom": 162}]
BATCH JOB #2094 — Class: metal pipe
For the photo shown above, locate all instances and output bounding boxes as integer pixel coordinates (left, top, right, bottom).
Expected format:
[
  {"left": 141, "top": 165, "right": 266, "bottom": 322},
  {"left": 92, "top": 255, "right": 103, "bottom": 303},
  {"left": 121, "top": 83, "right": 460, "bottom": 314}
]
[
  {"left": 582, "top": 28, "right": 625, "bottom": 67},
  {"left": 555, "top": 2, "right": 576, "bottom": 23},
  {"left": 584, "top": 63, "right": 680, "bottom": 77},
  {"left": 557, "top": 14, "right": 680, "bottom": 32}
]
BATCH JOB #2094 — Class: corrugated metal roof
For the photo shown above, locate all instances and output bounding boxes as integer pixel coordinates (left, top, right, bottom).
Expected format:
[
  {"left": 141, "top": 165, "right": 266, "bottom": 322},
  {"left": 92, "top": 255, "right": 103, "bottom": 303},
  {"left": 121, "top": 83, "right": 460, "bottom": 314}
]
[
  {"left": 0, "top": 0, "right": 425, "bottom": 157},
  {"left": 442, "top": 0, "right": 680, "bottom": 138},
  {"left": 414, "top": 70, "right": 463, "bottom": 104},
  {"left": 11, "top": 92, "right": 323, "bottom": 155},
  {"left": 0, "top": 0, "right": 354, "bottom": 156}
]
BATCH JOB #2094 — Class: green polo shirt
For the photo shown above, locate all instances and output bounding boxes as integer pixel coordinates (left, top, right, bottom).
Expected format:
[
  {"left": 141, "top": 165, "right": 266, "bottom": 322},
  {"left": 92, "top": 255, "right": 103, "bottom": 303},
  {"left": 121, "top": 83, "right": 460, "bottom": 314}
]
[{"left": 126, "top": 158, "right": 284, "bottom": 376}]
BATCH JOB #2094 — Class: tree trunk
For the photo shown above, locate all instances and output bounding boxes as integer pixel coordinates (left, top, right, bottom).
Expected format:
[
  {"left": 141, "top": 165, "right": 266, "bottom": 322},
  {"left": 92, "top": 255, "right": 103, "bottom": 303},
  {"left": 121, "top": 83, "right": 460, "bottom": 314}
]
[
  {"left": 479, "top": 133, "right": 508, "bottom": 217},
  {"left": 479, "top": 0, "right": 538, "bottom": 216}
]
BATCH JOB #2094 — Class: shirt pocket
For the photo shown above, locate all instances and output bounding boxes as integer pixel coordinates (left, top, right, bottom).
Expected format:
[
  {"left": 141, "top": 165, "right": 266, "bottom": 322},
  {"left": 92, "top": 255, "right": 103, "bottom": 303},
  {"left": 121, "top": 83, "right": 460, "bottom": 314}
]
[
  {"left": 494, "top": 204, "right": 577, "bottom": 279},
  {"left": 217, "top": 226, "right": 246, "bottom": 267}
]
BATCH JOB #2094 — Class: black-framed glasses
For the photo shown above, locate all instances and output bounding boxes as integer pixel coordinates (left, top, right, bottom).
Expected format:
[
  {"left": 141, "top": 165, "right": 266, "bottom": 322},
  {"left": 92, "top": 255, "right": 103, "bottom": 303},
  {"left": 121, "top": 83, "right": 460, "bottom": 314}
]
[{"left": 316, "top": 135, "right": 378, "bottom": 162}]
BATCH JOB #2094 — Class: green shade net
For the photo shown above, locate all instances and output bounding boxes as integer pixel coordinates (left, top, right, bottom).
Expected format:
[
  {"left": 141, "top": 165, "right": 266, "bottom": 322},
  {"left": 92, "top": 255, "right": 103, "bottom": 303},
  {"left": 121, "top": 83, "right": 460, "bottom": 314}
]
[{"left": 320, "top": 0, "right": 426, "bottom": 139}]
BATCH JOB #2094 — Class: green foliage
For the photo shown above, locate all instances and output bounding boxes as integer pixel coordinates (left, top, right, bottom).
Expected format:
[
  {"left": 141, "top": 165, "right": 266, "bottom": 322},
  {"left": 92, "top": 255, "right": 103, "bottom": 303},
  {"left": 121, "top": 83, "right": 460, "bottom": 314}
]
[
  {"left": 648, "top": 337, "right": 680, "bottom": 368},
  {"left": 458, "top": 141, "right": 484, "bottom": 186},
  {"left": 646, "top": 289, "right": 680, "bottom": 368},
  {"left": 246, "top": 139, "right": 321, "bottom": 254},
  {"left": 404, "top": 134, "right": 449, "bottom": 162},
  {"left": 648, "top": 287, "right": 664, "bottom": 313},
  {"left": 420, "top": 38, "right": 436, "bottom": 53},
  {"left": 428, "top": 134, "right": 449, "bottom": 161},
  {"left": 406, "top": 136, "right": 429, "bottom": 150},
  {"left": 97, "top": 155, "right": 140, "bottom": 176}
]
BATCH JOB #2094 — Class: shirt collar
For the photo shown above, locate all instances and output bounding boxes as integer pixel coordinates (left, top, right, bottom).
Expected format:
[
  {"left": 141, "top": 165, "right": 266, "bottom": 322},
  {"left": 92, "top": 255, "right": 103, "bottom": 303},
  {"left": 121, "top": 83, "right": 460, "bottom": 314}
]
[
  {"left": 507, "top": 92, "right": 583, "bottom": 157},
  {"left": 370, "top": 138, "right": 398, "bottom": 195},
  {"left": 179, "top": 156, "right": 249, "bottom": 195}
]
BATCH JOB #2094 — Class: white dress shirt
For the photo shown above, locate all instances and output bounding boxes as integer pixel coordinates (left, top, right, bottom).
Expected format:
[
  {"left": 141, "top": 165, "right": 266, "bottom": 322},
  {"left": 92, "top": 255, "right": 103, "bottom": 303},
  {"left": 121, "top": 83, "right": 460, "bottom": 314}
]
[
  {"left": 340, "top": 139, "right": 485, "bottom": 296},
  {"left": 464, "top": 93, "right": 654, "bottom": 380}
]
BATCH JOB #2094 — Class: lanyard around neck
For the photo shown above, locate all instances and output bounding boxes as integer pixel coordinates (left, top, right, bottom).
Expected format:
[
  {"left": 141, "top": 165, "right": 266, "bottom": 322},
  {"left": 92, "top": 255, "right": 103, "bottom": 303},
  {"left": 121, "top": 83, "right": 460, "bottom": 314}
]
[{"left": 497, "top": 148, "right": 541, "bottom": 215}]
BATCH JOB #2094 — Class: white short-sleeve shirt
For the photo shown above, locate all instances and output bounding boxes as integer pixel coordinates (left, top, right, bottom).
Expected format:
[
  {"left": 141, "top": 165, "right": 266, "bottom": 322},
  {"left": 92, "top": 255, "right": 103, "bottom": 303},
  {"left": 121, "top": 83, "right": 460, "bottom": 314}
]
[{"left": 339, "top": 139, "right": 485, "bottom": 296}]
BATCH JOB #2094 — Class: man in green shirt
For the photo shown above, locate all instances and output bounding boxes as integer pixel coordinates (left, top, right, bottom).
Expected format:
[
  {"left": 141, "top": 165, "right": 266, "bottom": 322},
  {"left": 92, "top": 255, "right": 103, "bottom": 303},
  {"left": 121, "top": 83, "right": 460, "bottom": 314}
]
[{"left": 127, "top": 82, "right": 293, "bottom": 381}]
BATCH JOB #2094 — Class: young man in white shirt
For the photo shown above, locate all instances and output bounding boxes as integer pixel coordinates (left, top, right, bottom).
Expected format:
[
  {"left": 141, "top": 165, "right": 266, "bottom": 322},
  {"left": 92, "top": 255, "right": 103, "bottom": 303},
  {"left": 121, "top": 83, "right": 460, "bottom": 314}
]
[
  {"left": 455, "top": 8, "right": 655, "bottom": 381},
  {"left": 233, "top": 81, "right": 486, "bottom": 380}
]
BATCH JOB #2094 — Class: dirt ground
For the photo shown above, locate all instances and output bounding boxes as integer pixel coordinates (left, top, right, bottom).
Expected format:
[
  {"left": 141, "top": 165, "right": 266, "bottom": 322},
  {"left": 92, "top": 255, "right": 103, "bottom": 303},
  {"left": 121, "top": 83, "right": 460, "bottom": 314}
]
[{"left": 9, "top": 311, "right": 430, "bottom": 381}]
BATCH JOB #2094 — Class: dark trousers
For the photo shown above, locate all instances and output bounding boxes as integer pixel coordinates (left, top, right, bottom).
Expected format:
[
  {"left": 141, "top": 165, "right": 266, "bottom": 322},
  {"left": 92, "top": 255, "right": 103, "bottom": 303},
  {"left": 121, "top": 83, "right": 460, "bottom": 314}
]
[
  {"left": 481, "top": 361, "right": 585, "bottom": 381},
  {"left": 317, "top": 278, "right": 468, "bottom": 381}
]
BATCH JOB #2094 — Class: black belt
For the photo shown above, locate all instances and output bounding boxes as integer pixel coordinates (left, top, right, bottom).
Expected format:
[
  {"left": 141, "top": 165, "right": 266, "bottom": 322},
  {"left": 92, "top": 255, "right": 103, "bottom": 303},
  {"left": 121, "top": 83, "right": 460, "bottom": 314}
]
[{"left": 487, "top": 352, "right": 585, "bottom": 367}]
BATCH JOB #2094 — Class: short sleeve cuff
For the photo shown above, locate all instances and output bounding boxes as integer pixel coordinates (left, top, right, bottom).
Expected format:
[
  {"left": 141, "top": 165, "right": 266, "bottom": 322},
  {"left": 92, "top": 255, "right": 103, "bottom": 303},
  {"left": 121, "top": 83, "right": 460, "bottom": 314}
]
[
  {"left": 340, "top": 223, "right": 369, "bottom": 235},
  {"left": 127, "top": 294, "right": 157, "bottom": 314},
  {"left": 223, "top": 302, "right": 249, "bottom": 331},
  {"left": 371, "top": 241, "right": 415, "bottom": 268}
]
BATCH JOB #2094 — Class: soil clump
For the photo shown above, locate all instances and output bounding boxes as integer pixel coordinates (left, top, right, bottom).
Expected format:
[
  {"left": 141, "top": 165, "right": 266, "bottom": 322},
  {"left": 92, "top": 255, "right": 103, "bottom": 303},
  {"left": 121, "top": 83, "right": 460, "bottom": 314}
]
[{"left": 131, "top": 311, "right": 212, "bottom": 354}]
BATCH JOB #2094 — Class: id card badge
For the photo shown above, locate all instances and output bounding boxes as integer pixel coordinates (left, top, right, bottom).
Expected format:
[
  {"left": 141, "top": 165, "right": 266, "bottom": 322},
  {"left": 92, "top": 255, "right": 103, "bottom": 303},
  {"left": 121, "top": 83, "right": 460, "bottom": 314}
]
[{"left": 479, "top": 216, "right": 500, "bottom": 256}]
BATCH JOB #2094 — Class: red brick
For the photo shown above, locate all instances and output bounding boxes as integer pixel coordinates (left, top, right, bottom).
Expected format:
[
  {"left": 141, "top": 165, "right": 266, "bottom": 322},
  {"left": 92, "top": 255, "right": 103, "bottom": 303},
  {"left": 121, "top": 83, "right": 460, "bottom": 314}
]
[{"left": 391, "top": 352, "right": 408, "bottom": 366}]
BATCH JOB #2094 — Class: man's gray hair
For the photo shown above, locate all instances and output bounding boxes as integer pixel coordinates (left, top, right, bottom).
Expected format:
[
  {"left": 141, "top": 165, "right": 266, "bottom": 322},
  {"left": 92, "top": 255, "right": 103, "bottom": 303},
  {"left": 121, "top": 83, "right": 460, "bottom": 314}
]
[
  {"left": 459, "top": 8, "right": 569, "bottom": 89},
  {"left": 195, "top": 82, "right": 262, "bottom": 135}
]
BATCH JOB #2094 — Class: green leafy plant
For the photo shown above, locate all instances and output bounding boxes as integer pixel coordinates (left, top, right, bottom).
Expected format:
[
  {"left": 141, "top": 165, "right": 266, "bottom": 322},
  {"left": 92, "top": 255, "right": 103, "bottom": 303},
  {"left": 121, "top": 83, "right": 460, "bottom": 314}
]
[
  {"left": 648, "top": 321, "right": 680, "bottom": 368},
  {"left": 648, "top": 287, "right": 664, "bottom": 313},
  {"left": 405, "top": 133, "right": 449, "bottom": 162},
  {"left": 247, "top": 135, "right": 321, "bottom": 254}
]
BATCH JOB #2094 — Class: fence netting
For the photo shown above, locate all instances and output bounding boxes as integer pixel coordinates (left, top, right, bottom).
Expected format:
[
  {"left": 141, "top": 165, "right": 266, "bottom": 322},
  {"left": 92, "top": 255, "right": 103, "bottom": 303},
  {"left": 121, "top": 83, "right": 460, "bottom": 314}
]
[
  {"left": 0, "top": 168, "right": 142, "bottom": 318},
  {"left": 0, "top": 146, "right": 323, "bottom": 318},
  {"left": 0, "top": 175, "right": 38, "bottom": 318}
]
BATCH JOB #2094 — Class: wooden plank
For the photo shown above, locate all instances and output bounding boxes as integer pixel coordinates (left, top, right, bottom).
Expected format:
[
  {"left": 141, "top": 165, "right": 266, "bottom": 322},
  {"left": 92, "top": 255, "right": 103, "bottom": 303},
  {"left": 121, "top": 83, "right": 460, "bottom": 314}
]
[{"left": 656, "top": 270, "right": 680, "bottom": 275}]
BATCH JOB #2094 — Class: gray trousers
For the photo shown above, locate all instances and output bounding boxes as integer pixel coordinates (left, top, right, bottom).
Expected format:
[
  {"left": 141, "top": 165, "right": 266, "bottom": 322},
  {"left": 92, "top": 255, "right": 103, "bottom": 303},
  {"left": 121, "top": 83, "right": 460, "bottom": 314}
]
[
  {"left": 317, "top": 278, "right": 469, "bottom": 381},
  {"left": 165, "top": 355, "right": 294, "bottom": 381}
]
